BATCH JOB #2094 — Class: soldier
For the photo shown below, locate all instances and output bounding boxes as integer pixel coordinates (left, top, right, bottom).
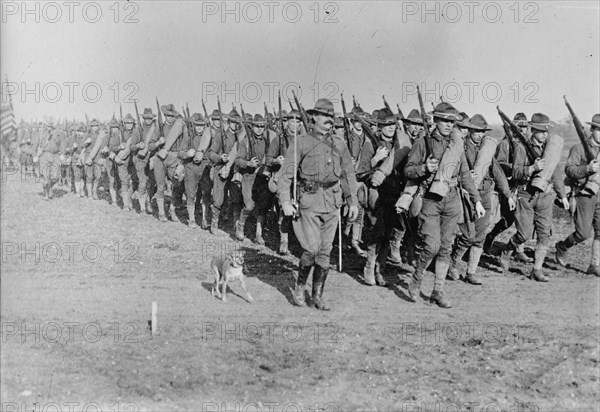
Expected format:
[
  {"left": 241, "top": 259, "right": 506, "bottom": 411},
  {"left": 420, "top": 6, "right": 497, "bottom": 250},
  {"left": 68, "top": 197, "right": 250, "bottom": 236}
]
[
  {"left": 448, "top": 114, "right": 515, "bottom": 284},
  {"left": 266, "top": 109, "right": 300, "bottom": 255},
  {"left": 114, "top": 114, "right": 139, "bottom": 211},
  {"left": 83, "top": 119, "right": 105, "bottom": 200},
  {"left": 37, "top": 116, "right": 66, "bottom": 200},
  {"left": 18, "top": 132, "right": 34, "bottom": 177},
  {"left": 484, "top": 113, "right": 533, "bottom": 263},
  {"left": 555, "top": 113, "right": 600, "bottom": 276},
  {"left": 499, "top": 113, "right": 569, "bottom": 281},
  {"left": 153, "top": 104, "right": 189, "bottom": 222},
  {"left": 361, "top": 108, "right": 412, "bottom": 286},
  {"left": 130, "top": 108, "right": 160, "bottom": 215},
  {"left": 71, "top": 122, "right": 87, "bottom": 197},
  {"left": 279, "top": 98, "right": 359, "bottom": 311},
  {"left": 103, "top": 118, "right": 122, "bottom": 206},
  {"left": 456, "top": 112, "right": 470, "bottom": 140},
  {"left": 234, "top": 113, "right": 275, "bottom": 244},
  {"left": 208, "top": 109, "right": 239, "bottom": 234},
  {"left": 183, "top": 113, "right": 213, "bottom": 228},
  {"left": 403, "top": 102, "right": 485, "bottom": 308}
]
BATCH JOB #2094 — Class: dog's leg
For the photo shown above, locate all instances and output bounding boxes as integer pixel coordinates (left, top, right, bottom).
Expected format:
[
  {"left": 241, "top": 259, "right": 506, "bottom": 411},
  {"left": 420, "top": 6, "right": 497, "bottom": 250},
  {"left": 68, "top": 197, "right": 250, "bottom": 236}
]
[
  {"left": 211, "top": 266, "right": 222, "bottom": 298},
  {"left": 221, "top": 279, "right": 228, "bottom": 302},
  {"left": 239, "top": 277, "right": 253, "bottom": 303}
]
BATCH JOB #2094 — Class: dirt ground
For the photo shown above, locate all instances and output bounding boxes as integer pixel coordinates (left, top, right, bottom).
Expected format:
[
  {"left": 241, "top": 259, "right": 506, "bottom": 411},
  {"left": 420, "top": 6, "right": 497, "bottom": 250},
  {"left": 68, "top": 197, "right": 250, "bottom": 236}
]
[{"left": 1, "top": 170, "right": 599, "bottom": 412}]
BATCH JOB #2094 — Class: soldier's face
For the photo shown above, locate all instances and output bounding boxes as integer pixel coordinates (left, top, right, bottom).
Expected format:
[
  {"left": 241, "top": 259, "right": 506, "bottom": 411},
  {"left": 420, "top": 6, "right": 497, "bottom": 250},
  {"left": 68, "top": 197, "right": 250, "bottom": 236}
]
[
  {"left": 287, "top": 118, "right": 300, "bottom": 134},
  {"left": 165, "top": 114, "right": 175, "bottom": 125},
  {"left": 252, "top": 124, "right": 265, "bottom": 135},
  {"left": 406, "top": 123, "right": 420, "bottom": 137},
  {"left": 470, "top": 130, "right": 485, "bottom": 144},
  {"left": 435, "top": 118, "right": 455, "bottom": 137},
  {"left": 458, "top": 126, "right": 469, "bottom": 139},
  {"left": 283, "top": 120, "right": 288, "bottom": 129},
  {"left": 195, "top": 125, "right": 204, "bottom": 134},
  {"left": 144, "top": 118, "right": 153, "bottom": 126},
  {"left": 91, "top": 125, "right": 98, "bottom": 133},
  {"left": 314, "top": 114, "right": 334, "bottom": 133},
  {"left": 591, "top": 127, "right": 600, "bottom": 144},
  {"left": 380, "top": 124, "right": 396, "bottom": 139},
  {"left": 352, "top": 120, "right": 363, "bottom": 132},
  {"left": 334, "top": 126, "right": 344, "bottom": 138},
  {"left": 532, "top": 130, "right": 548, "bottom": 144},
  {"left": 229, "top": 121, "right": 239, "bottom": 132},
  {"left": 213, "top": 119, "right": 221, "bottom": 128},
  {"left": 518, "top": 125, "right": 528, "bottom": 136},
  {"left": 125, "top": 122, "right": 134, "bottom": 131}
]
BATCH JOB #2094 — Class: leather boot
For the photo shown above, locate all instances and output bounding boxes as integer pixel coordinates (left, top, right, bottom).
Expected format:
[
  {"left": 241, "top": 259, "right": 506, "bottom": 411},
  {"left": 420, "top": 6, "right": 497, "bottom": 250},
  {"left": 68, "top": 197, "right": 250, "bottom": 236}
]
[
  {"left": 169, "top": 203, "right": 180, "bottom": 223},
  {"left": 138, "top": 194, "right": 147, "bottom": 214},
  {"left": 86, "top": 182, "right": 93, "bottom": 199},
  {"left": 235, "top": 208, "right": 250, "bottom": 241},
  {"left": 279, "top": 231, "right": 289, "bottom": 255},
  {"left": 156, "top": 198, "right": 168, "bottom": 222},
  {"left": 555, "top": 239, "right": 569, "bottom": 267},
  {"left": 92, "top": 181, "right": 100, "bottom": 200},
  {"left": 121, "top": 189, "right": 132, "bottom": 211},
  {"left": 587, "top": 239, "right": 600, "bottom": 277},
  {"left": 350, "top": 208, "right": 367, "bottom": 257},
  {"left": 362, "top": 243, "right": 377, "bottom": 286},
  {"left": 312, "top": 265, "right": 331, "bottom": 311},
  {"left": 513, "top": 243, "right": 533, "bottom": 263},
  {"left": 430, "top": 290, "right": 452, "bottom": 308},
  {"left": 43, "top": 183, "right": 50, "bottom": 200},
  {"left": 530, "top": 245, "right": 549, "bottom": 282},
  {"left": 375, "top": 244, "right": 388, "bottom": 286},
  {"left": 387, "top": 228, "right": 404, "bottom": 266},
  {"left": 448, "top": 246, "right": 467, "bottom": 281},
  {"left": 200, "top": 202, "right": 208, "bottom": 229},
  {"left": 292, "top": 263, "right": 312, "bottom": 306},
  {"left": 145, "top": 194, "right": 154, "bottom": 214},
  {"left": 464, "top": 247, "right": 483, "bottom": 285},
  {"left": 499, "top": 239, "right": 516, "bottom": 272},
  {"left": 255, "top": 215, "right": 265, "bottom": 245},
  {"left": 406, "top": 259, "right": 427, "bottom": 302},
  {"left": 210, "top": 205, "right": 220, "bottom": 234},
  {"left": 109, "top": 187, "right": 118, "bottom": 207},
  {"left": 187, "top": 205, "right": 198, "bottom": 228}
]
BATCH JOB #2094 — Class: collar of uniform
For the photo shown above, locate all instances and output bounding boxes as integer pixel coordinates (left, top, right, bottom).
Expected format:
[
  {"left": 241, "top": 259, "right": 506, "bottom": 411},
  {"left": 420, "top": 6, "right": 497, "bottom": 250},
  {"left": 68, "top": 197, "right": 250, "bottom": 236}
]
[
  {"left": 468, "top": 135, "right": 481, "bottom": 148},
  {"left": 432, "top": 129, "right": 451, "bottom": 143}
]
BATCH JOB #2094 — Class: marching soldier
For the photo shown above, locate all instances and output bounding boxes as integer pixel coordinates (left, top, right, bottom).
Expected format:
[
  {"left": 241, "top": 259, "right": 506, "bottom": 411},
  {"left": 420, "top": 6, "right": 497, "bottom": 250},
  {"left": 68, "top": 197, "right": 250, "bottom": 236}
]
[
  {"left": 153, "top": 104, "right": 189, "bottom": 222},
  {"left": 448, "top": 114, "right": 515, "bottom": 284},
  {"left": 208, "top": 109, "right": 239, "bottom": 234},
  {"left": 183, "top": 113, "right": 213, "bottom": 228},
  {"left": 130, "top": 108, "right": 160, "bottom": 215},
  {"left": 115, "top": 114, "right": 139, "bottom": 211},
  {"left": 38, "top": 116, "right": 66, "bottom": 200},
  {"left": 83, "top": 119, "right": 105, "bottom": 200},
  {"left": 266, "top": 110, "right": 300, "bottom": 255},
  {"left": 499, "top": 113, "right": 569, "bottom": 282},
  {"left": 403, "top": 102, "right": 485, "bottom": 308},
  {"left": 279, "top": 98, "right": 359, "bottom": 311},
  {"left": 104, "top": 118, "right": 122, "bottom": 206},
  {"left": 71, "top": 123, "right": 87, "bottom": 197},
  {"left": 234, "top": 114, "right": 275, "bottom": 244},
  {"left": 484, "top": 113, "right": 532, "bottom": 262},
  {"left": 555, "top": 113, "right": 600, "bottom": 276},
  {"left": 361, "top": 108, "right": 412, "bottom": 286}
]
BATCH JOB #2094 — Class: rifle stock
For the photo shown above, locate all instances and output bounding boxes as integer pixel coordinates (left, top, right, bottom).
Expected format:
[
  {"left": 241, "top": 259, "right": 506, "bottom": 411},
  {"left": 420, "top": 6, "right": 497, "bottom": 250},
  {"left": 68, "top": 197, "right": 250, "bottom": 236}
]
[
  {"left": 497, "top": 106, "right": 538, "bottom": 162},
  {"left": 292, "top": 90, "right": 310, "bottom": 133}
]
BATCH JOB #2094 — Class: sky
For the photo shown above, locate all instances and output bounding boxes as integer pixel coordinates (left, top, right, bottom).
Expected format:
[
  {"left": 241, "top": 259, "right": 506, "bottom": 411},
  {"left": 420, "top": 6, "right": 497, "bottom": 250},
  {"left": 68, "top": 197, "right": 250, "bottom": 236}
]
[{"left": 1, "top": 0, "right": 599, "bottom": 125}]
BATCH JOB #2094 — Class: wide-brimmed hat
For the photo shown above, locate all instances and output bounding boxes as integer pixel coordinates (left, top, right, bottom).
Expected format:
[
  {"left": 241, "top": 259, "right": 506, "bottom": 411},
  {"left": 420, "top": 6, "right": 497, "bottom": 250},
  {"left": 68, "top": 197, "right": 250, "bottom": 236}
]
[
  {"left": 401, "top": 109, "right": 424, "bottom": 125},
  {"left": 123, "top": 113, "right": 135, "bottom": 124},
  {"left": 228, "top": 109, "right": 241, "bottom": 122},
  {"left": 346, "top": 105, "right": 366, "bottom": 120},
  {"left": 286, "top": 109, "right": 301, "bottom": 120},
  {"left": 456, "top": 112, "right": 470, "bottom": 128},
  {"left": 586, "top": 113, "right": 600, "bottom": 128},
  {"left": 466, "top": 114, "right": 492, "bottom": 131},
  {"left": 161, "top": 104, "right": 179, "bottom": 117},
  {"left": 307, "top": 98, "right": 335, "bottom": 117},
  {"left": 44, "top": 116, "right": 55, "bottom": 127},
  {"left": 90, "top": 118, "right": 100, "bottom": 127},
  {"left": 278, "top": 109, "right": 289, "bottom": 119},
  {"left": 513, "top": 112, "right": 528, "bottom": 127},
  {"left": 191, "top": 113, "right": 206, "bottom": 125},
  {"left": 142, "top": 108, "right": 155, "bottom": 119},
  {"left": 108, "top": 117, "right": 119, "bottom": 128},
  {"left": 78, "top": 122, "right": 86, "bottom": 131},
  {"left": 430, "top": 102, "right": 460, "bottom": 121},
  {"left": 376, "top": 108, "right": 396, "bottom": 126},
  {"left": 530, "top": 113, "right": 550, "bottom": 131},
  {"left": 210, "top": 110, "right": 222, "bottom": 120},
  {"left": 251, "top": 114, "right": 266, "bottom": 126}
]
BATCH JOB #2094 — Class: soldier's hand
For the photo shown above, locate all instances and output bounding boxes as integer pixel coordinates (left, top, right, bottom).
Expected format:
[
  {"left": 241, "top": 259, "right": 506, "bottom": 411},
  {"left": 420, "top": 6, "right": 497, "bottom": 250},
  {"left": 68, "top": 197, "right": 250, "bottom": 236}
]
[
  {"left": 475, "top": 201, "right": 486, "bottom": 218},
  {"left": 282, "top": 202, "right": 296, "bottom": 216},
  {"left": 220, "top": 153, "right": 229, "bottom": 163},
  {"left": 346, "top": 205, "right": 359, "bottom": 222},
  {"left": 508, "top": 197, "right": 517, "bottom": 211},
  {"left": 470, "top": 170, "right": 478, "bottom": 182},
  {"left": 588, "top": 159, "right": 600, "bottom": 174},
  {"left": 561, "top": 197, "right": 570, "bottom": 210},
  {"left": 248, "top": 157, "right": 259, "bottom": 168},
  {"left": 275, "top": 155, "right": 285, "bottom": 165},
  {"left": 187, "top": 149, "right": 196, "bottom": 158},
  {"left": 532, "top": 158, "right": 545, "bottom": 172},
  {"left": 193, "top": 151, "right": 203, "bottom": 163},
  {"left": 84, "top": 137, "right": 92, "bottom": 146},
  {"left": 373, "top": 146, "right": 389, "bottom": 162},
  {"left": 157, "top": 136, "right": 166, "bottom": 146},
  {"left": 137, "top": 142, "right": 146, "bottom": 150},
  {"left": 426, "top": 156, "right": 439, "bottom": 174},
  {"left": 119, "top": 143, "right": 126, "bottom": 151},
  {"left": 101, "top": 146, "right": 109, "bottom": 154},
  {"left": 371, "top": 170, "right": 385, "bottom": 187}
]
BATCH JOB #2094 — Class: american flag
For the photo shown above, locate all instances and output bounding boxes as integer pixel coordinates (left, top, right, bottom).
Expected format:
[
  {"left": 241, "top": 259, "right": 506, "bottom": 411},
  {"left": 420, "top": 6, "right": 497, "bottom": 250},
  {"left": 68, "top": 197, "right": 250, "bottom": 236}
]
[{"left": 1, "top": 76, "right": 17, "bottom": 144}]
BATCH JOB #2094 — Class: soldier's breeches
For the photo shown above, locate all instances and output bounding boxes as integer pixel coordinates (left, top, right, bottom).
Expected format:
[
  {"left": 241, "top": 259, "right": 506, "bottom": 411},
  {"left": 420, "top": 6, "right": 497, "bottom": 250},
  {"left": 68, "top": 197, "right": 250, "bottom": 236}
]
[
  {"left": 134, "top": 158, "right": 149, "bottom": 195},
  {"left": 212, "top": 173, "right": 228, "bottom": 209},
  {"left": 512, "top": 190, "right": 553, "bottom": 247},
  {"left": 153, "top": 158, "right": 178, "bottom": 199},
  {"left": 564, "top": 193, "right": 600, "bottom": 246},
  {"left": 117, "top": 163, "right": 132, "bottom": 190},
  {"left": 252, "top": 174, "right": 275, "bottom": 217},
  {"left": 293, "top": 208, "right": 339, "bottom": 269},
  {"left": 417, "top": 189, "right": 462, "bottom": 265},
  {"left": 241, "top": 173, "right": 258, "bottom": 212},
  {"left": 73, "top": 165, "right": 84, "bottom": 182},
  {"left": 184, "top": 162, "right": 211, "bottom": 206},
  {"left": 367, "top": 196, "right": 401, "bottom": 246},
  {"left": 456, "top": 190, "right": 492, "bottom": 249},
  {"left": 84, "top": 163, "right": 102, "bottom": 183},
  {"left": 39, "top": 152, "right": 60, "bottom": 182}
]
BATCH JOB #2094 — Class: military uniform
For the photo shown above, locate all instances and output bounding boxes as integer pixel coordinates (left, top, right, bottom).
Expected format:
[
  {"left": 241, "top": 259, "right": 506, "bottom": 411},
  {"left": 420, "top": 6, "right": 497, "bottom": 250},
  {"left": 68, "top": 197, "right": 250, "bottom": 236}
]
[
  {"left": 38, "top": 118, "right": 67, "bottom": 200},
  {"left": 83, "top": 120, "right": 106, "bottom": 200},
  {"left": 278, "top": 98, "right": 358, "bottom": 311},
  {"left": 71, "top": 123, "right": 87, "bottom": 197},
  {"left": 500, "top": 113, "right": 567, "bottom": 281},
  {"left": 104, "top": 121, "right": 122, "bottom": 206},
  {"left": 129, "top": 108, "right": 159, "bottom": 214},
  {"left": 555, "top": 114, "right": 600, "bottom": 276},
  {"left": 115, "top": 114, "right": 140, "bottom": 211},
  {"left": 404, "top": 103, "right": 482, "bottom": 308}
]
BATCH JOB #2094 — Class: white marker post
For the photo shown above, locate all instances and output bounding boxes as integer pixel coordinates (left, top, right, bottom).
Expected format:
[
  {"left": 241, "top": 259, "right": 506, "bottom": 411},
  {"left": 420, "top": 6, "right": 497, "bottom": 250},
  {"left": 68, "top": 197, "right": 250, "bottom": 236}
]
[{"left": 151, "top": 301, "right": 157, "bottom": 336}]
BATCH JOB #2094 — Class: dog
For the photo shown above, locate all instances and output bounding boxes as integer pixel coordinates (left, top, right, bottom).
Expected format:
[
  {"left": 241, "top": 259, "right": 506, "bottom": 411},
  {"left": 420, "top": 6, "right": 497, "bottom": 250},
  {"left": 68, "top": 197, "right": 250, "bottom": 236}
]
[{"left": 210, "top": 252, "right": 253, "bottom": 303}]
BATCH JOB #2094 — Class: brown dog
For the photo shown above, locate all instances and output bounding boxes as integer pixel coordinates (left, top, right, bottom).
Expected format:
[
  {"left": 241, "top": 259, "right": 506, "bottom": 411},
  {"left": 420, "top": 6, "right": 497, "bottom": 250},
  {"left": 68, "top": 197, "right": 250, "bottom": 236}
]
[{"left": 211, "top": 252, "right": 253, "bottom": 303}]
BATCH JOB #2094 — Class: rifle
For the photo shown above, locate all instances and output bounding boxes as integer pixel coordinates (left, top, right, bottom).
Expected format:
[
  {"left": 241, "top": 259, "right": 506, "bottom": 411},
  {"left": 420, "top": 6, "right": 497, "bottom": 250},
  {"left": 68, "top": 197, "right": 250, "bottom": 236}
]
[
  {"left": 497, "top": 106, "right": 538, "bottom": 162},
  {"left": 563, "top": 95, "right": 594, "bottom": 163},
  {"left": 396, "top": 104, "right": 405, "bottom": 120},
  {"left": 264, "top": 103, "right": 273, "bottom": 132},
  {"left": 278, "top": 91, "right": 286, "bottom": 148},
  {"left": 292, "top": 90, "right": 310, "bottom": 133},
  {"left": 217, "top": 96, "right": 226, "bottom": 153},
  {"left": 119, "top": 104, "right": 124, "bottom": 145},
  {"left": 382, "top": 95, "right": 393, "bottom": 113},
  {"left": 340, "top": 93, "right": 352, "bottom": 152},
  {"left": 288, "top": 99, "right": 295, "bottom": 112},
  {"left": 85, "top": 114, "right": 90, "bottom": 134},
  {"left": 202, "top": 100, "right": 212, "bottom": 128},
  {"left": 416, "top": 85, "right": 434, "bottom": 158},
  {"left": 500, "top": 116, "right": 518, "bottom": 174},
  {"left": 134, "top": 100, "right": 143, "bottom": 137},
  {"left": 352, "top": 95, "right": 358, "bottom": 109},
  {"left": 156, "top": 98, "right": 164, "bottom": 138},
  {"left": 239, "top": 103, "right": 254, "bottom": 160}
]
